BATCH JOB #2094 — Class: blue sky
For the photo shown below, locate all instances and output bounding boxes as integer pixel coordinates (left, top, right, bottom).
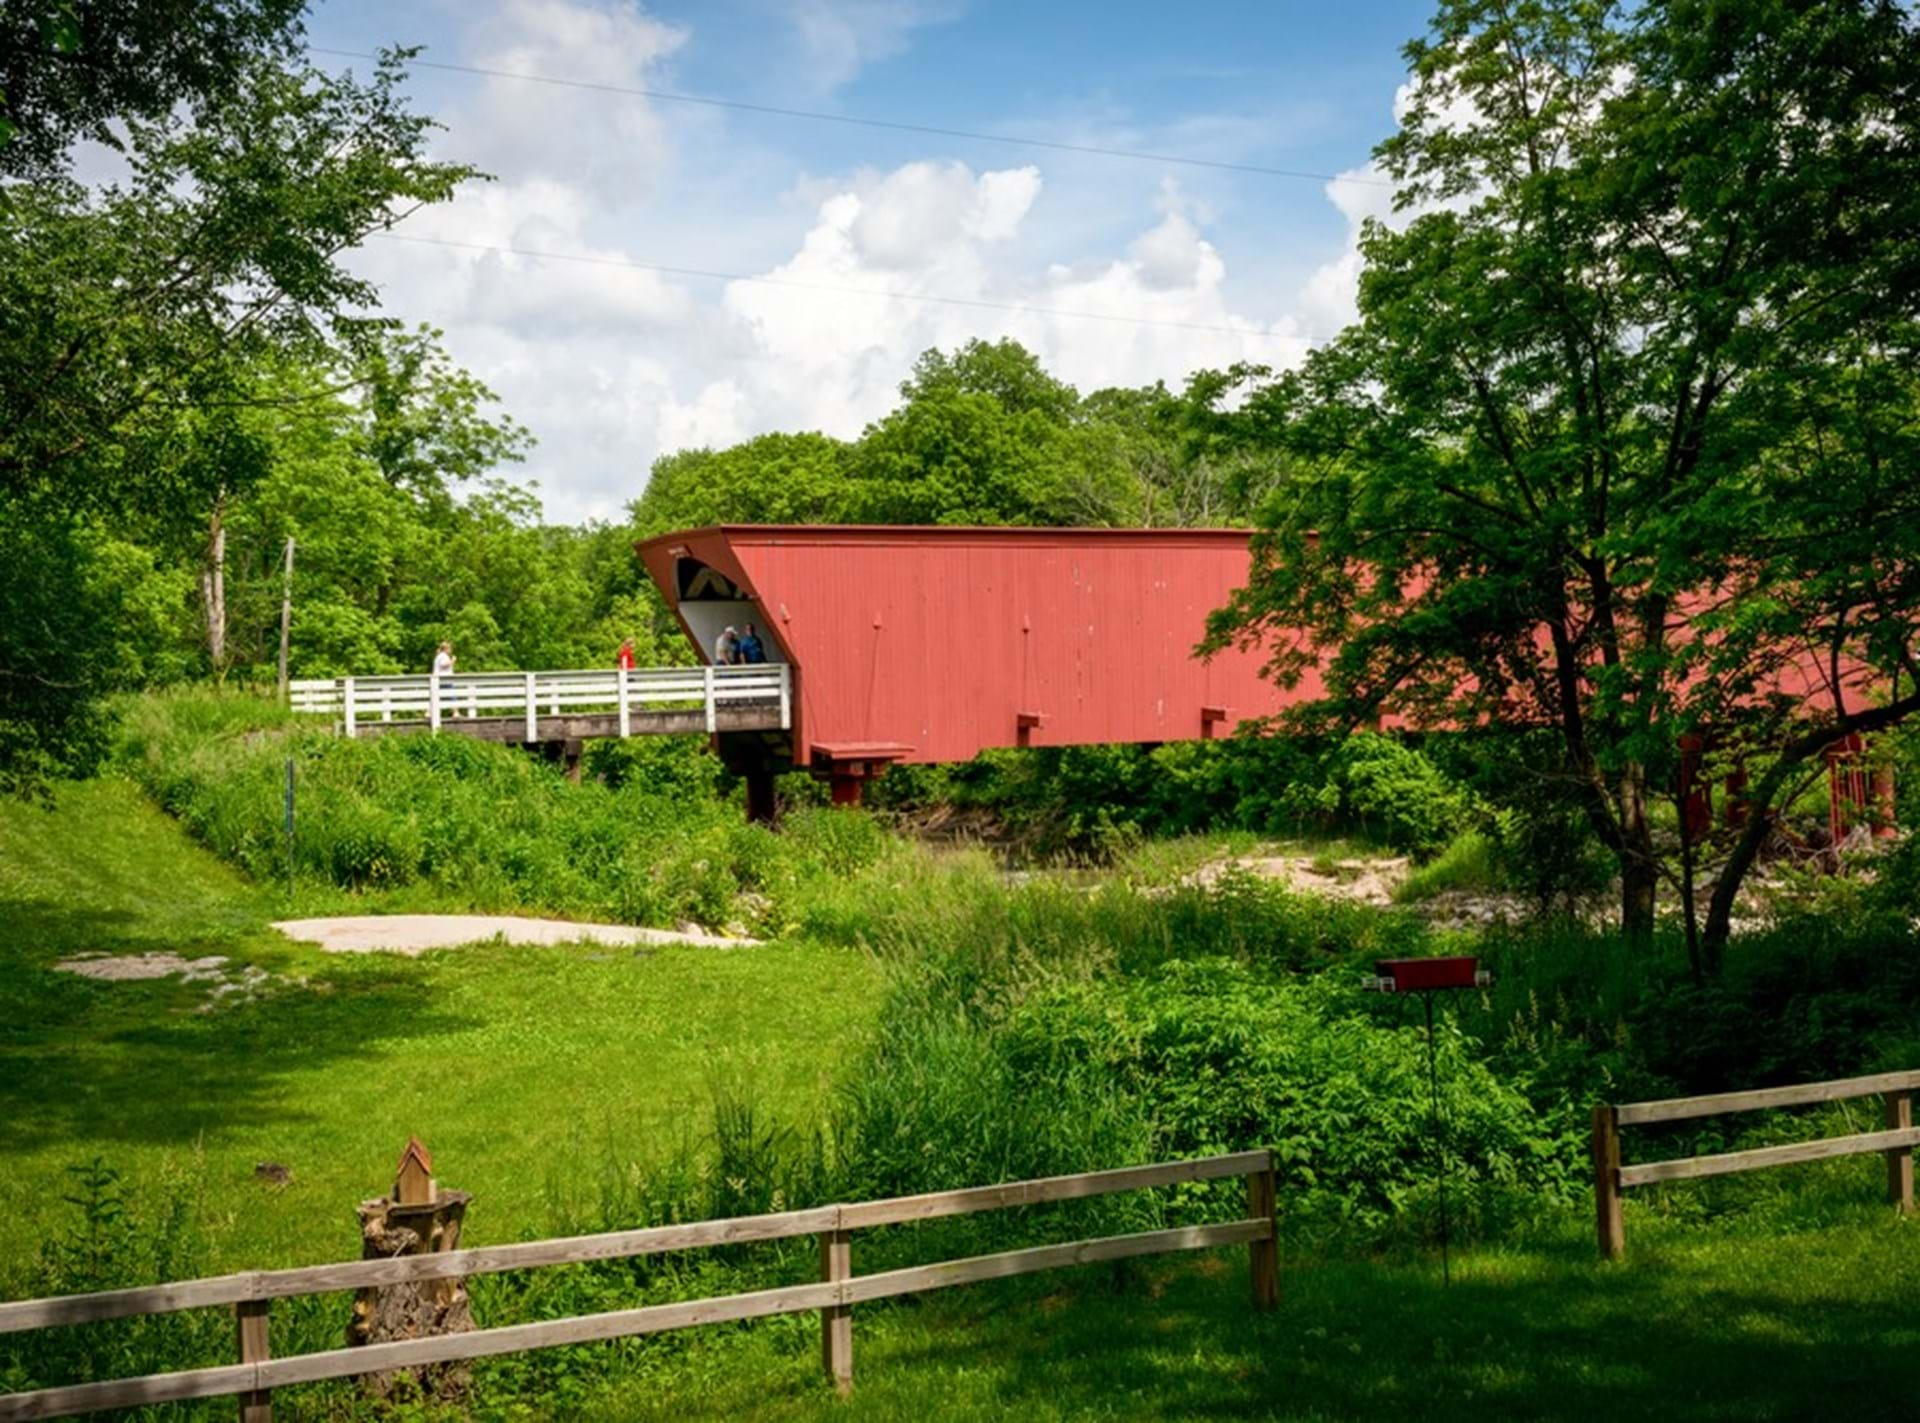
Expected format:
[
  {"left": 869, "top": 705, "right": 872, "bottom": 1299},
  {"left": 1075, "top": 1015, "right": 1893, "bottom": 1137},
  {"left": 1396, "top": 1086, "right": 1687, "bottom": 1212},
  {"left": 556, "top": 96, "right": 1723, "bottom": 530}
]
[{"left": 307, "top": 1, "right": 1436, "bottom": 521}]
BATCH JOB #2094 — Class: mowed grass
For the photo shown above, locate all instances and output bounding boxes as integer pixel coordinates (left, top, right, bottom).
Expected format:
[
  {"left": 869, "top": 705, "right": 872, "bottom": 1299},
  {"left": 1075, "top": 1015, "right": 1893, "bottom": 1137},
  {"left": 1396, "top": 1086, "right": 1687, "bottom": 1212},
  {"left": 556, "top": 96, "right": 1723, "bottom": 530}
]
[
  {"left": 0, "top": 778, "right": 881, "bottom": 1275},
  {"left": 554, "top": 1208, "right": 1920, "bottom": 1422}
]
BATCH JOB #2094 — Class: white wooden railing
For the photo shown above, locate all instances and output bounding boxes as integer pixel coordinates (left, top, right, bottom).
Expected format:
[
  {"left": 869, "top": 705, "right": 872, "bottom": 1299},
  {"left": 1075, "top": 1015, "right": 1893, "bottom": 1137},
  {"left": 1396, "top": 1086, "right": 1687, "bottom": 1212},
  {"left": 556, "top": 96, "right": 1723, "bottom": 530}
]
[{"left": 289, "top": 664, "right": 791, "bottom": 737}]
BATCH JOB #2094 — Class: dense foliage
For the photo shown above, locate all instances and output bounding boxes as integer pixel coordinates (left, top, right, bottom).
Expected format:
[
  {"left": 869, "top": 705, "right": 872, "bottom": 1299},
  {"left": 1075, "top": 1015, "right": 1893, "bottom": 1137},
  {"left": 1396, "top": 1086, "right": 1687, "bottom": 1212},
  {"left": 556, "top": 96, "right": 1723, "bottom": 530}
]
[{"left": 1203, "top": 0, "right": 1920, "bottom": 966}]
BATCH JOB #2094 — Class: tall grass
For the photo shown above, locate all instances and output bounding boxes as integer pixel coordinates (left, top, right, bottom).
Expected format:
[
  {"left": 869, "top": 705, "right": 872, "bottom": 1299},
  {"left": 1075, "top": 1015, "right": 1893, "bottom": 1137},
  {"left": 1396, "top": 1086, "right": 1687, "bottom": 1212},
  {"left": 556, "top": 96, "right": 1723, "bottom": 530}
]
[{"left": 111, "top": 689, "right": 900, "bottom": 932}]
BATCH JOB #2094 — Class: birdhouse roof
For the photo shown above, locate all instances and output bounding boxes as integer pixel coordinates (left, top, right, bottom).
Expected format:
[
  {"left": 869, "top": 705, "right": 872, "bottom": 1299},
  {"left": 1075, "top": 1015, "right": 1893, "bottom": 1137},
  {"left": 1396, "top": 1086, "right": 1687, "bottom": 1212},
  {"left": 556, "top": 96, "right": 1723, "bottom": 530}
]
[{"left": 394, "top": 1136, "right": 434, "bottom": 1176}]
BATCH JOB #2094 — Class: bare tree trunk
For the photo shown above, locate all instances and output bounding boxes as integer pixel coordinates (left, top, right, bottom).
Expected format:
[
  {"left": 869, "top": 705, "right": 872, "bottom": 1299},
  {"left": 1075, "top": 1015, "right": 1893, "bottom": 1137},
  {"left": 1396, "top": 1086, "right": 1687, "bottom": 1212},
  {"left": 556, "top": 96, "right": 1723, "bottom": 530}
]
[
  {"left": 276, "top": 535, "right": 295, "bottom": 697},
  {"left": 201, "top": 493, "right": 227, "bottom": 679},
  {"left": 1617, "top": 766, "right": 1657, "bottom": 947}
]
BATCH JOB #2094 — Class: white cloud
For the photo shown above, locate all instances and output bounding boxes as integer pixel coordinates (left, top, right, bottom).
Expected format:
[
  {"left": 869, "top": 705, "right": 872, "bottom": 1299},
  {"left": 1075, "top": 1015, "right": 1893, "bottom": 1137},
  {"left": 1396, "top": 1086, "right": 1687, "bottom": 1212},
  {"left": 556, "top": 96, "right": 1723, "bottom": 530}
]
[
  {"left": 343, "top": 0, "right": 1360, "bottom": 525},
  {"left": 1296, "top": 78, "right": 1484, "bottom": 337},
  {"left": 786, "top": 1, "right": 960, "bottom": 93}
]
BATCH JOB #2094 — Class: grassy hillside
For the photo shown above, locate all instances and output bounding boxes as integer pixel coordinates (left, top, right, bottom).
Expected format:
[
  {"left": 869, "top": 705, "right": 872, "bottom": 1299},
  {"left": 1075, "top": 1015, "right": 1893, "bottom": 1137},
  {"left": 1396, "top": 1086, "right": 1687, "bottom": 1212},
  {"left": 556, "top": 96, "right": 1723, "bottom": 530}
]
[{"left": 0, "top": 777, "right": 881, "bottom": 1276}]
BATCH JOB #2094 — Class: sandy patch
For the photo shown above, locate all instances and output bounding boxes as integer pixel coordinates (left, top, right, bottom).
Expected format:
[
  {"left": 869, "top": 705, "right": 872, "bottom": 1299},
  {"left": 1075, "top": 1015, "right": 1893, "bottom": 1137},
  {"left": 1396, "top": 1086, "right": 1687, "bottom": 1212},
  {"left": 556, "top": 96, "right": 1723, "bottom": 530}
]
[
  {"left": 56, "top": 952, "right": 232, "bottom": 981},
  {"left": 1180, "top": 853, "right": 1413, "bottom": 906},
  {"left": 272, "top": 914, "right": 760, "bottom": 956},
  {"left": 54, "top": 953, "right": 275, "bottom": 1009}
]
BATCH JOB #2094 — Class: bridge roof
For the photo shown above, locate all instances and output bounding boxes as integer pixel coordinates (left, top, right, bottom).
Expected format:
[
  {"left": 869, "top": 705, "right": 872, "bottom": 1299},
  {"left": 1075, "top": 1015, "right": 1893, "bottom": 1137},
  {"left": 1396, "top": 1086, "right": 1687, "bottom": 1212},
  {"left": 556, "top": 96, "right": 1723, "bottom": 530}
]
[{"left": 635, "top": 525, "right": 1306, "bottom": 767}]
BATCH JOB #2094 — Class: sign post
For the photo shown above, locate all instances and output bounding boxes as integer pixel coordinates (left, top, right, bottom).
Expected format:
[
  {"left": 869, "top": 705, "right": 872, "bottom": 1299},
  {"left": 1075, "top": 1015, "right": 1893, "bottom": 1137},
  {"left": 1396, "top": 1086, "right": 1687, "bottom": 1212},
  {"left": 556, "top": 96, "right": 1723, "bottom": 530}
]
[
  {"left": 283, "top": 757, "right": 296, "bottom": 905},
  {"left": 1363, "top": 956, "right": 1492, "bottom": 1285}
]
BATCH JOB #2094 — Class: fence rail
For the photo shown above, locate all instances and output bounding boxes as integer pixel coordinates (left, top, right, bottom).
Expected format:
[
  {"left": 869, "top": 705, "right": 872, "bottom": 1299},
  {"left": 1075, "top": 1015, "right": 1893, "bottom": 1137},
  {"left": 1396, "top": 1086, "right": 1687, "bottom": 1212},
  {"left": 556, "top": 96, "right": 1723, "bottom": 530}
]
[
  {"left": 288, "top": 663, "right": 791, "bottom": 737},
  {"left": 1593, "top": 1069, "right": 1917, "bottom": 1258},
  {"left": 0, "top": 1150, "right": 1276, "bottom": 1420}
]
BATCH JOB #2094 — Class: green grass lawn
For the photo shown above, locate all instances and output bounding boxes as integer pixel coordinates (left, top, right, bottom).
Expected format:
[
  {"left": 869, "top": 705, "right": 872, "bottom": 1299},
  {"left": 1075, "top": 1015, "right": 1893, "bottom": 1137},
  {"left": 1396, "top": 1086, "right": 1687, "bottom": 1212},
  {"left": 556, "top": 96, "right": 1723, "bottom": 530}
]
[
  {"left": 0, "top": 778, "right": 882, "bottom": 1275},
  {"left": 558, "top": 1207, "right": 1920, "bottom": 1422},
  {"left": 7, "top": 777, "right": 1919, "bottom": 1420}
]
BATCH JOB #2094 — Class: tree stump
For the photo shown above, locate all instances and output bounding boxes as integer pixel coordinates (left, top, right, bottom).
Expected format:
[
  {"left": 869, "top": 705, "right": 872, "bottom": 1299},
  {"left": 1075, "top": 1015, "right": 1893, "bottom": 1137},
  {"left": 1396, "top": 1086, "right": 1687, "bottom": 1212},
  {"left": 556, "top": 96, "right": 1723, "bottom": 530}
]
[{"left": 347, "top": 1182, "right": 474, "bottom": 1402}]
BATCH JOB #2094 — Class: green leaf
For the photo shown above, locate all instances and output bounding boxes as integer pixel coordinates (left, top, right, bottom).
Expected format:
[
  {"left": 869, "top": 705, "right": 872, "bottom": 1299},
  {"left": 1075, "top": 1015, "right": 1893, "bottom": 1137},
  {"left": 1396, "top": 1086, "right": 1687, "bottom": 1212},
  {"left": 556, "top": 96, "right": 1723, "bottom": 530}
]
[{"left": 50, "top": 8, "right": 81, "bottom": 54}]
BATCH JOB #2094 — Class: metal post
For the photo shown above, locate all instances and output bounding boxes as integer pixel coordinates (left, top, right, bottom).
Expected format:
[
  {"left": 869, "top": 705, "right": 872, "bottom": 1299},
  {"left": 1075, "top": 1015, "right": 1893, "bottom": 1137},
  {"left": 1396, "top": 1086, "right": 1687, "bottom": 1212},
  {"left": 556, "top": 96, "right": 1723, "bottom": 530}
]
[
  {"left": 428, "top": 674, "right": 441, "bottom": 732},
  {"left": 618, "top": 665, "right": 630, "bottom": 738},
  {"left": 525, "top": 672, "right": 537, "bottom": 744},
  {"left": 1423, "top": 992, "right": 1452, "bottom": 1286},
  {"left": 704, "top": 665, "right": 717, "bottom": 734},
  {"left": 283, "top": 759, "right": 295, "bottom": 907},
  {"left": 342, "top": 677, "right": 356, "bottom": 737}
]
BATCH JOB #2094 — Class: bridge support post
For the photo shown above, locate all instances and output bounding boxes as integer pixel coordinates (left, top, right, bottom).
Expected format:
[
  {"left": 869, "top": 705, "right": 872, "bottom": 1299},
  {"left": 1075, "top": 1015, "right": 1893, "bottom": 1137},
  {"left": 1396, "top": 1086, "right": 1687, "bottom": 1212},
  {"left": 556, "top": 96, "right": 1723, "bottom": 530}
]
[{"left": 745, "top": 766, "right": 777, "bottom": 824}]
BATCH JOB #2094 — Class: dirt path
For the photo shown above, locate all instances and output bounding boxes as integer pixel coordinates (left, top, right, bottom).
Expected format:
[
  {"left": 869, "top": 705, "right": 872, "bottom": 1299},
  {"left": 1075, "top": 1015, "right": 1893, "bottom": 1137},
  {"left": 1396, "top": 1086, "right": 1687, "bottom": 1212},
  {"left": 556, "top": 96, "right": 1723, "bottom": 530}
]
[{"left": 272, "top": 914, "right": 760, "bottom": 956}]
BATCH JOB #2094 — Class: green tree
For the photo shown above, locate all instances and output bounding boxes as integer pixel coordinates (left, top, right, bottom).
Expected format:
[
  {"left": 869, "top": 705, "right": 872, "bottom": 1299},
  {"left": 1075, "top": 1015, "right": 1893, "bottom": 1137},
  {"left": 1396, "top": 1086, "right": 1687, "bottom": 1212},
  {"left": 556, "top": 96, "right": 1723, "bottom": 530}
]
[
  {"left": 1204, "top": 0, "right": 1920, "bottom": 964},
  {"left": 849, "top": 339, "right": 1140, "bottom": 526},
  {"left": 633, "top": 431, "right": 852, "bottom": 537},
  {"left": 0, "top": 0, "right": 307, "bottom": 180},
  {"left": 0, "top": 42, "right": 475, "bottom": 783}
]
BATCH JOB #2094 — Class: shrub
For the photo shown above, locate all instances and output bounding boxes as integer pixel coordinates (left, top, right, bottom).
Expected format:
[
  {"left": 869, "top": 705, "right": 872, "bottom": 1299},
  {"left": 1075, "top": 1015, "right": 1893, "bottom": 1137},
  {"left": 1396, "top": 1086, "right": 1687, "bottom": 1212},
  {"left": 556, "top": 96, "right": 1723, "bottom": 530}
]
[
  {"left": 108, "top": 689, "right": 899, "bottom": 931},
  {"left": 1311, "top": 733, "right": 1472, "bottom": 859}
]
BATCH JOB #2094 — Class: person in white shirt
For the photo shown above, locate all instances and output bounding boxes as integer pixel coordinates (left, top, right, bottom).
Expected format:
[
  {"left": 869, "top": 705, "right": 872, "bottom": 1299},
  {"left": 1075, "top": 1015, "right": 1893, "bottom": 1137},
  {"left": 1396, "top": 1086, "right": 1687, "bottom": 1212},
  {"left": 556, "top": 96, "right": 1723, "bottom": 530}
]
[
  {"left": 713, "top": 626, "right": 738, "bottom": 665},
  {"left": 432, "top": 641, "right": 455, "bottom": 677}
]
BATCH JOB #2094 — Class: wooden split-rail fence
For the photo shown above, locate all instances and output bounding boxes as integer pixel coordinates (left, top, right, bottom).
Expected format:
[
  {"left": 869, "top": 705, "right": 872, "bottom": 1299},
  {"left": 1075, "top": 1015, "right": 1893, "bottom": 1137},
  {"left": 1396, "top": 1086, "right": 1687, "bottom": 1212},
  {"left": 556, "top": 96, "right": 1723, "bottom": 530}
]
[
  {"left": 288, "top": 664, "right": 792, "bottom": 741},
  {"left": 0, "top": 1150, "right": 1278, "bottom": 1421},
  {"left": 1592, "top": 1068, "right": 1918, "bottom": 1258}
]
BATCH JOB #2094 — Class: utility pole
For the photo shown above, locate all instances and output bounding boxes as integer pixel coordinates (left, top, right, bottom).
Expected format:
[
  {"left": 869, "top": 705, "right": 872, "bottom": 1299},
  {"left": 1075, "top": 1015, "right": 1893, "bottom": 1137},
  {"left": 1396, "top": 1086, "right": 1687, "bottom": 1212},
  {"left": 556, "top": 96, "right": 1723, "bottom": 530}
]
[{"left": 276, "top": 535, "right": 296, "bottom": 697}]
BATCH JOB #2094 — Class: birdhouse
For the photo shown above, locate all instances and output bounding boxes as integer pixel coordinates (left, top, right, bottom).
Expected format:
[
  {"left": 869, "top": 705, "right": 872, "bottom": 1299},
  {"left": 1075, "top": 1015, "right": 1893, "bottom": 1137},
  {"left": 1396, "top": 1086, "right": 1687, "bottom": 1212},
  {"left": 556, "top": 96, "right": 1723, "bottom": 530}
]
[{"left": 394, "top": 1136, "right": 436, "bottom": 1205}]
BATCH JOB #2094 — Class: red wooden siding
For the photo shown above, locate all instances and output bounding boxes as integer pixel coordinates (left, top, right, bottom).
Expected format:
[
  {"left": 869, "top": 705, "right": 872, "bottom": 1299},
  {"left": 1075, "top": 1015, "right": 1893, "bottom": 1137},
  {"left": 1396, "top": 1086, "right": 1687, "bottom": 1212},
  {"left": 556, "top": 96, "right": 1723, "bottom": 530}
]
[{"left": 636, "top": 525, "right": 1312, "bottom": 767}]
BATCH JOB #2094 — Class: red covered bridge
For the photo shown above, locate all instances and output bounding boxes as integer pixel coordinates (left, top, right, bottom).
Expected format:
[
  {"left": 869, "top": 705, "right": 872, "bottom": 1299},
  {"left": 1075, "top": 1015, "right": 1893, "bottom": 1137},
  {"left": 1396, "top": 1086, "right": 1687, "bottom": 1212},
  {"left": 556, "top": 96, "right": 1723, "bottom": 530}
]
[
  {"left": 635, "top": 525, "right": 1310, "bottom": 813},
  {"left": 635, "top": 523, "right": 1894, "bottom": 837}
]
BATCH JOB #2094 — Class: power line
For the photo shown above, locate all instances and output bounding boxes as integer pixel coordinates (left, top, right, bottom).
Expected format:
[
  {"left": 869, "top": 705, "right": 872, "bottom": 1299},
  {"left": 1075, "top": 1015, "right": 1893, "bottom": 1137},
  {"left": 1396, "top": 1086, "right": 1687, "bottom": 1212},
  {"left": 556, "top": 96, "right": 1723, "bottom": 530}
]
[
  {"left": 311, "top": 46, "right": 1389, "bottom": 188},
  {"left": 367, "top": 231, "right": 1331, "bottom": 342}
]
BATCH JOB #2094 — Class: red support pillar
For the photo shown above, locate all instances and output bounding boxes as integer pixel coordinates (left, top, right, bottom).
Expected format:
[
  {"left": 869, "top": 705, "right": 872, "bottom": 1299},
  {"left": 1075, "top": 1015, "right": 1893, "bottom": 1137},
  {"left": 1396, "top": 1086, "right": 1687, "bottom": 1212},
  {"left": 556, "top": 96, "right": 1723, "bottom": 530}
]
[{"left": 829, "top": 773, "right": 864, "bottom": 807}]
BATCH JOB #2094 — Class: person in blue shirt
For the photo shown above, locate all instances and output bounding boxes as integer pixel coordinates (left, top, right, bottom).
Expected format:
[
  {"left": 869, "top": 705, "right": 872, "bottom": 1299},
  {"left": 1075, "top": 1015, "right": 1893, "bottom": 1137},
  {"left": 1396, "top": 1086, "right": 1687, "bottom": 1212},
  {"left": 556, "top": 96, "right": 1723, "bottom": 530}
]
[{"left": 736, "top": 624, "right": 767, "bottom": 663}]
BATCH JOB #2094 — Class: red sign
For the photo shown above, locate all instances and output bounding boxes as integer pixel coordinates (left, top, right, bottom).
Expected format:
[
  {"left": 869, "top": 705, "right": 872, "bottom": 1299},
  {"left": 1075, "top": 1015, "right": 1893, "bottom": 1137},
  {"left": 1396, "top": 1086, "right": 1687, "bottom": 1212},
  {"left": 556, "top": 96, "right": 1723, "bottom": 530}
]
[{"left": 1373, "top": 956, "right": 1482, "bottom": 992}]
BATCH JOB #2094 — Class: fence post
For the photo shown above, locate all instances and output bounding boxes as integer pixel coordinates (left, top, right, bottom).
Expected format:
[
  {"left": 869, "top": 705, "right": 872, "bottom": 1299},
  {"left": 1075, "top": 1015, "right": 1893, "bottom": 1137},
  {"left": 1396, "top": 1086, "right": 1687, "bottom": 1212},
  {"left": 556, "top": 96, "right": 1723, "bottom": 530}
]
[
  {"left": 342, "top": 677, "right": 356, "bottom": 738},
  {"left": 1247, "top": 1155, "right": 1279, "bottom": 1310},
  {"left": 704, "top": 665, "right": 717, "bottom": 734},
  {"left": 524, "top": 672, "right": 537, "bottom": 744},
  {"left": 1593, "top": 1104, "right": 1625, "bottom": 1260},
  {"left": 236, "top": 1297, "right": 271, "bottom": 1422},
  {"left": 779, "top": 663, "right": 792, "bottom": 730},
  {"left": 1888, "top": 1090, "right": 1915, "bottom": 1214},
  {"left": 819, "top": 1220, "right": 852, "bottom": 1396},
  {"left": 618, "top": 666, "right": 631, "bottom": 738},
  {"left": 428, "top": 675, "right": 441, "bottom": 732}
]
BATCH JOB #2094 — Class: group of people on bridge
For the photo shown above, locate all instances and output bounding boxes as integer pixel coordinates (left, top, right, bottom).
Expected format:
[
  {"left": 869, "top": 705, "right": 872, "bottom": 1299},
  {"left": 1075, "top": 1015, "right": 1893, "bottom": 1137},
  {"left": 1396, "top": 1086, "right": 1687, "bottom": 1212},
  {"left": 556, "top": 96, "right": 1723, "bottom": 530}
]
[{"left": 712, "top": 624, "right": 768, "bottom": 665}]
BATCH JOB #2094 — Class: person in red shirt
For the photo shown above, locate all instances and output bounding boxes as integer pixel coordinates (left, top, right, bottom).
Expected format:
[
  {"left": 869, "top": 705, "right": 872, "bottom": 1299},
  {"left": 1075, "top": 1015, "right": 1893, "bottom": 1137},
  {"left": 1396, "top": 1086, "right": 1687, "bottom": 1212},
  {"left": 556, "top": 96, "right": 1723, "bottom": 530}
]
[{"left": 616, "top": 638, "right": 636, "bottom": 671}]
